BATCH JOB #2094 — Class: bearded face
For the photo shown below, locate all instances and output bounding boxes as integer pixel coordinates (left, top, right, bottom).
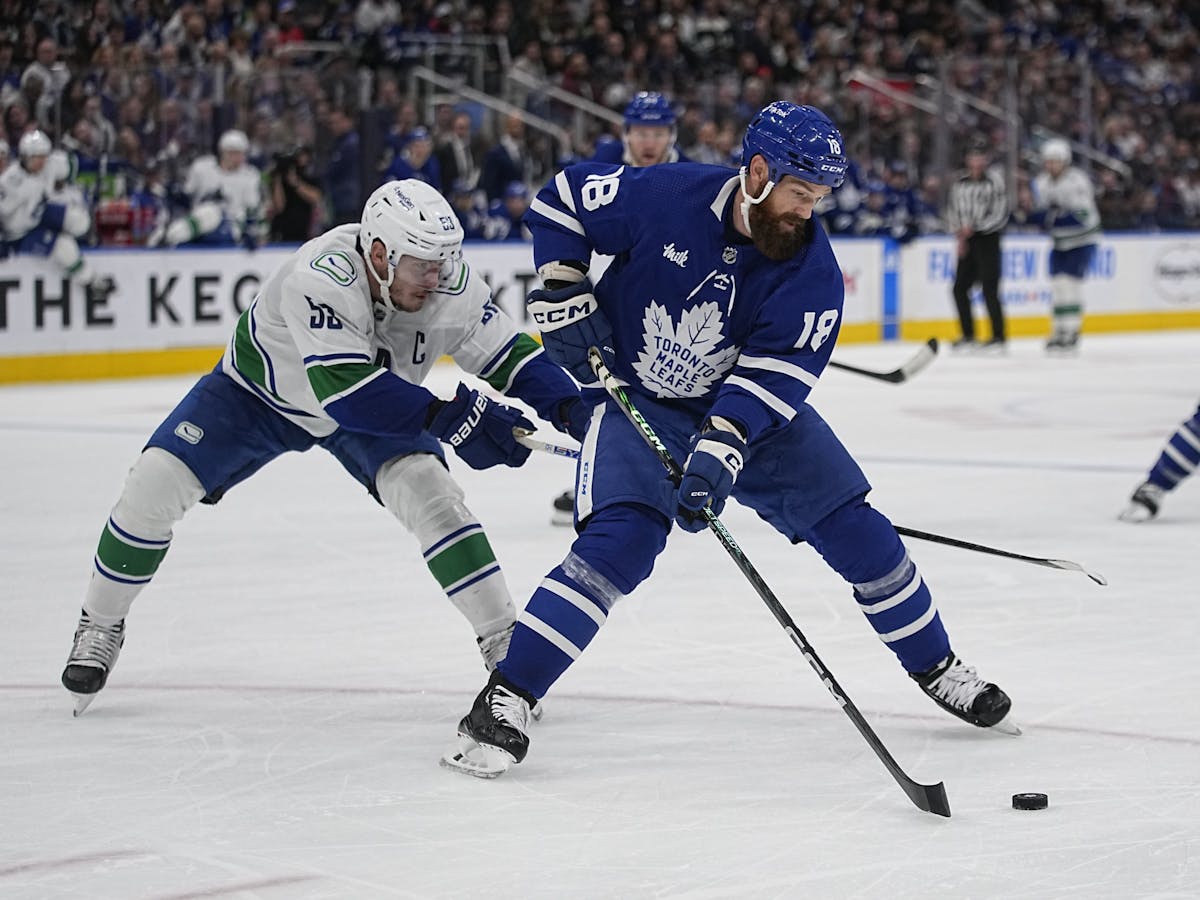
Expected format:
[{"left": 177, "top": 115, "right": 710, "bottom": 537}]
[{"left": 747, "top": 190, "right": 815, "bottom": 260}]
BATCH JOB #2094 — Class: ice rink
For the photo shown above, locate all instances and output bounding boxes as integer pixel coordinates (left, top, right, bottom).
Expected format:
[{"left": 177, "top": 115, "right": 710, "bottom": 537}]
[{"left": 2, "top": 331, "right": 1198, "bottom": 899}]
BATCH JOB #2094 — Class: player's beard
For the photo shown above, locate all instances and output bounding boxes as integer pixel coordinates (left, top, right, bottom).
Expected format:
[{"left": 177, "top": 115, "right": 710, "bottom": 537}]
[{"left": 748, "top": 201, "right": 813, "bottom": 261}]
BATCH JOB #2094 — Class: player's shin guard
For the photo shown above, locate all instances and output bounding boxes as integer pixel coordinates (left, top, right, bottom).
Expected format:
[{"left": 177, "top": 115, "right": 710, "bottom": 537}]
[
  {"left": 377, "top": 454, "right": 515, "bottom": 654},
  {"left": 807, "top": 498, "right": 949, "bottom": 673},
  {"left": 85, "top": 448, "right": 204, "bottom": 621},
  {"left": 1148, "top": 409, "right": 1200, "bottom": 492},
  {"left": 1049, "top": 274, "right": 1083, "bottom": 347}
]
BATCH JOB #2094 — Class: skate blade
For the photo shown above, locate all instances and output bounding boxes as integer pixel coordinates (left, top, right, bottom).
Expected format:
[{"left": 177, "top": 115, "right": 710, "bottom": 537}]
[
  {"left": 70, "top": 692, "right": 98, "bottom": 717},
  {"left": 530, "top": 700, "right": 544, "bottom": 722},
  {"left": 989, "top": 714, "right": 1022, "bottom": 736},
  {"left": 439, "top": 734, "right": 515, "bottom": 779}
]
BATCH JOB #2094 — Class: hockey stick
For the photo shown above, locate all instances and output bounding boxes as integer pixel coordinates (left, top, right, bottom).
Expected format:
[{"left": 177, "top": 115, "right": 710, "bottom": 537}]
[
  {"left": 827, "top": 338, "right": 939, "bottom": 384},
  {"left": 513, "top": 429, "right": 581, "bottom": 459},
  {"left": 515, "top": 433, "right": 1107, "bottom": 587},
  {"left": 894, "top": 526, "right": 1108, "bottom": 586},
  {"left": 586, "top": 347, "right": 951, "bottom": 818}
]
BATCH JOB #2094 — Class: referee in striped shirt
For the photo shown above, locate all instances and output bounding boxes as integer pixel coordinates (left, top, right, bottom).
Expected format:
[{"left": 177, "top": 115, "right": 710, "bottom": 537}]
[{"left": 946, "top": 140, "right": 1010, "bottom": 350}]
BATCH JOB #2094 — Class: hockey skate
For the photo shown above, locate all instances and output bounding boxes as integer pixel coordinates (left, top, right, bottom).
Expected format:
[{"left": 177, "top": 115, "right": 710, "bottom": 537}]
[
  {"left": 949, "top": 338, "right": 977, "bottom": 353},
  {"left": 477, "top": 623, "right": 542, "bottom": 720},
  {"left": 1119, "top": 482, "right": 1165, "bottom": 523},
  {"left": 440, "top": 670, "right": 534, "bottom": 778},
  {"left": 61, "top": 610, "right": 125, "bottom": 717},
  {"left": 551, "top": 489, "right": 574, "bottom": 527},
  {"left": 1045, "top": 331, "right": 1080, "bottom": 354},
  {"left": 912, "top": 653, "right": 1020, "bottom": 734}
]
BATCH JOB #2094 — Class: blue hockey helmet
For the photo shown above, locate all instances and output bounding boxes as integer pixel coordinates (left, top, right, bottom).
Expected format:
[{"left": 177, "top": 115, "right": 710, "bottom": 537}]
[
  {"left": 741, "top": 101, "right": 847, "bottom": 188},
  {"left": 624, "top": 91, "right": 676, "bottom": 127}
]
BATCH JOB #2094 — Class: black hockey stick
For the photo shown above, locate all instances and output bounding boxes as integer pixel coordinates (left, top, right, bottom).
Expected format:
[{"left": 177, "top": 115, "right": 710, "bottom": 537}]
[
  {"left": 894, "top": 526, "right": 1108, "bottom": 586},
  {"left": 828, "top": 338, "right": 939, "bottom": 384},
  {"left": 513, "top": 433, "right": 1107, "bottom": 587},
  {"left": 586, "top": 347, "right": 951, "bottom": 818}
]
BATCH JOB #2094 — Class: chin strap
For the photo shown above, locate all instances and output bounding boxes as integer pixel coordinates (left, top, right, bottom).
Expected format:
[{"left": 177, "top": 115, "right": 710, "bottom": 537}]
[{"left": 737, "top": 165, "right": 776, "bottom": 234}]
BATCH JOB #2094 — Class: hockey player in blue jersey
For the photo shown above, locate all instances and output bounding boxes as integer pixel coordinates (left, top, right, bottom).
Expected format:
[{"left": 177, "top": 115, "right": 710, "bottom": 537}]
[
  {"left": 442, "top": 101, "right": 1016, "bottom": 778},
  {"left": 1119, "top": 399, "right": 1200, "bottom": 522},
  {"left": 592, "top": 91, "right": 690, "bottom": 168}
]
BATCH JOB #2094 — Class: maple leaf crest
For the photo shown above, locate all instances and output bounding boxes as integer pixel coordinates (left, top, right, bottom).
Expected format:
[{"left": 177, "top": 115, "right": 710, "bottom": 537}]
[{"left": 633, "top": 301, "right": 740, "bottom": 398}]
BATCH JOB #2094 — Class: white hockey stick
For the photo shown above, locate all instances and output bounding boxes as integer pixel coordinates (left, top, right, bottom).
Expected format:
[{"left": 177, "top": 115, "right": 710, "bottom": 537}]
[{"left": 514, "top": 429, "right": 580, "bottom": 459}]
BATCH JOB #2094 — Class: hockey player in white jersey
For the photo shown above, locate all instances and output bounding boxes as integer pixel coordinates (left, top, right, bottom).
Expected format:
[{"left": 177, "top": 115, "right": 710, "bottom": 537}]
[
  {"left": 1030, "top": 139, "right": 1101, "bottom": 353},
  {"left": 443, "top": 101, "right": 1015, "bottom": 778},
  {"left": 60, "top": 178, "right": 588, "bottom": 716},
  {"left": 0, "top": 130, "right": 113, "bottom": 301},
  {"left": 147, "top": 129, "right": 264, "bottom": 249}
]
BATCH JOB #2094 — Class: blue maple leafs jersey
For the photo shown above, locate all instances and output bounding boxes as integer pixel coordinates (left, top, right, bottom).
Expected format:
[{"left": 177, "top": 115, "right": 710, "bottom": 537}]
[{"left": 525, "top": 162, "right": 844, "bottom": 444}]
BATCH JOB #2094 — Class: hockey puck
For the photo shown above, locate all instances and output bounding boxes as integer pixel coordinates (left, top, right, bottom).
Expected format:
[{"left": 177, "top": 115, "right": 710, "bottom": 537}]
[{"left": 1012, "top": 792, "right": 1048, "bottom": 810}]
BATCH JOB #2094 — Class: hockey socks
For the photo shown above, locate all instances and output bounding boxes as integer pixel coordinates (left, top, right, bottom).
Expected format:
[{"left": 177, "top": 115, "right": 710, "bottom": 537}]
[
  {"left": 423, "top": 523, "right": 513, "bottom": 639},
  {"left": 1147, "top": 406, "right": 1200, "bottom": 492},
  {"left": 499, "top": 560, "right": 617, "bottom": 698}
]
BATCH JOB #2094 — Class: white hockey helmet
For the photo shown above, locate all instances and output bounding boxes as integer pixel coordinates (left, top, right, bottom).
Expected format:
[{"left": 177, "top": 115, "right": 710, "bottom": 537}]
[
  {"left": 1041, "top": 139, "right": 1071, "bottom": 164},
  {"left": 18, "top": 130, "right": 52, "bottom": 159},
  {"left": 360, "top": 179, "right": 464, "bottom": 289},
  {"left": 217, "top": 129, "right": 249, "bottom": 154}
]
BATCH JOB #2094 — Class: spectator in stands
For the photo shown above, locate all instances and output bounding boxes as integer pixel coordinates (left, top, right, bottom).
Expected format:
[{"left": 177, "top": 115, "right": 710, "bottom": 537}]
[
  {"left": 447, "top": 179, "right": 486, "bottom": 240},
  {"left": 479, "top": 112, "right": 527, "bottom": 202},
  {"left": 482, "top": 180, "right": 531, "bottom": 242},
  {"left": 20, "top": 37, "right": 66, "bottom": 126},
  {"left": 0, "top": 138, "right": 9, "bottom": 175},
  {"left": 436, "top": 111, "right": 481, "bottom": 191},
  {"left": 269, "top": 144, "right": 321, "bottom": 242},
  {"left": 324, "top": 107, "right": 362, "bottom": 225},
  {"left": 381, "top": 126, "right": 441, "bottom": 191}
]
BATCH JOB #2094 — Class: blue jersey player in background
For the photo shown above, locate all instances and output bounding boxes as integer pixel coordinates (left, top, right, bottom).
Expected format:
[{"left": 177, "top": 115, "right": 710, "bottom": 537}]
[
  {"left": 591, "top": 91, "right": 690, "bottom": 168},
  {"left": 442, "top": 101, "right": 1016, "bottom": 778}
]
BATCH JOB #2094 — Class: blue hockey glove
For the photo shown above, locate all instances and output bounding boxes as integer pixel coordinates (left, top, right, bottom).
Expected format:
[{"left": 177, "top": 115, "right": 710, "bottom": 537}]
[
  {"left": 526, "top": 277, "right": 614, "bottom": 384},
  {"left": 674, "top": 417, "right": 747, "bottom": 533},
  {"left": 555, "top": 397, "right": 590, "bottom": 443},
  {"left": 427, "top": 383, "right": 535, "bottom": 470}
]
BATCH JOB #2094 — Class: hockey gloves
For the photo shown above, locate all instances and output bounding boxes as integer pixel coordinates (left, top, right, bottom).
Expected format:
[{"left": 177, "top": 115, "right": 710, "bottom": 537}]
[
  {"left": 527, "top": 277, "right": 614, "bottom": 384},
  {"left": 427, "top": 383, "right": 534, "bottom": 470},
  {"left": 555, "top": 396, "right": 591, "bottom": 443},
  {"left": 674, "top": 417, "right": 747, "bottom": 532}
]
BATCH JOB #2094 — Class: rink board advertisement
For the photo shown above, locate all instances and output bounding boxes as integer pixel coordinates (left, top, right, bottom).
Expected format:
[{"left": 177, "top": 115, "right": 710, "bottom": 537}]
[
  {"left": 1, "top": 234, "right": 1197, "bottom": 382},
  {"left": 898, "top": 234, "right": 1200, "bottom": 338}
]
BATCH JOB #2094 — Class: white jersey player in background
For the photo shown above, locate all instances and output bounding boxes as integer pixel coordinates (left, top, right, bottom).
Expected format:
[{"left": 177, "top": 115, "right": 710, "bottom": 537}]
[
  {"left": 147, "top": 129, "right": 265, "bottom": 249},
  {"left": 0, "top": 130, "right": 114, "bottom": 302},
  {"left": 1030, "top": 139, "right": 1101, "bottom": 353},
  {"left": 61, "top": 179, "right": 587, "bottom": 717}
]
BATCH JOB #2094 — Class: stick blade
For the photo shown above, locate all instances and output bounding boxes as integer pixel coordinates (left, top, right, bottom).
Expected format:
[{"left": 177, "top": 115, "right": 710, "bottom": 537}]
[{"left": 903, "top": 779, "right": 952, "bottom": 817}]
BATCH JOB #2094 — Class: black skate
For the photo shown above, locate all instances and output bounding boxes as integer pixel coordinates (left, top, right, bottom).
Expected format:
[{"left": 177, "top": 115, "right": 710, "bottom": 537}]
[
  {"left": 912, "top": 653, "right": 1018, "bottom": 734},
  {"left": 1119, "top": 482, "right": 1164, "bottom": 523},
  {"left": 440, "top": 670, "right": 535, "bottom": 778},
  {"left": 551, "top": 489, "right": 574, "bottom": 527},
  {"left": 62, "top": 609, "right": 125, "bottom": 716}
]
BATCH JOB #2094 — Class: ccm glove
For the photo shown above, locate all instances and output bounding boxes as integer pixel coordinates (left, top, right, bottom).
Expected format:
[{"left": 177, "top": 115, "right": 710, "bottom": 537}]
[
  {"left": 674, "top": 417, "right": 747, "bottom": 532},
  {"left": 427, "top": 383, "right": 534, "bottom": 470},
  {"left": 526, "top": 277, "right": 614, "bottom": 384}
]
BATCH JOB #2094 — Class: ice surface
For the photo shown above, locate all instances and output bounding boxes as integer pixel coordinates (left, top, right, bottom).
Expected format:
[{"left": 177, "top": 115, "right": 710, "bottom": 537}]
[{"left": 2, "top": 332, "right": 1198, "bottom": 899}]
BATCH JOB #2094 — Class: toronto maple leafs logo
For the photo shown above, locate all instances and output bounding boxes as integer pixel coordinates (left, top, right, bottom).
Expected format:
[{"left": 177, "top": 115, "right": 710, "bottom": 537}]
[{"left": 633, "top": 301, "right": 740, "bottom": 397}]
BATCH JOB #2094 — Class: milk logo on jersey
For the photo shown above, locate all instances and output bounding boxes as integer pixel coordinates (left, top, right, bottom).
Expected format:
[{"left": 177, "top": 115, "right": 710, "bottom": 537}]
[
  {"left": 633, "top": 301, "right": 740, "bottom": 397},
  {"left": 662, "top": 242, "right": 689, "bottom": 267}
]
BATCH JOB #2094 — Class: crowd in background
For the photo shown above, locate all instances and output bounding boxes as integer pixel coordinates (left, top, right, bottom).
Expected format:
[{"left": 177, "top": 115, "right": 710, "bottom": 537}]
[{"left": 1, "top": 0, "right": 1198, "bottom": 248}]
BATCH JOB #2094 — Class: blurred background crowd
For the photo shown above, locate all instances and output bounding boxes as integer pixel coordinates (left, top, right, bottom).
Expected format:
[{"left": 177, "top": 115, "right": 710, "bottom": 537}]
[{"left": 1, "top": 0, "right": 1197, "bottom": 248}]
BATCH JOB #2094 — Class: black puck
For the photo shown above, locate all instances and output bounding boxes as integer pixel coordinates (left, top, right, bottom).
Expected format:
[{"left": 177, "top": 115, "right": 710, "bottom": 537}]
[{"left": 1012, "top": 792, "right": 1048, "bottom": 810}]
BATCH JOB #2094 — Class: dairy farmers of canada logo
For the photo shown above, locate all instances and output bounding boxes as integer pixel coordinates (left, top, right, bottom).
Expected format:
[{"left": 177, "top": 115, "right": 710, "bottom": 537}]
[
  {"left": 1153, "top": 244, "right": 1200, "bottom": 304},
  {"left": 633, "top": 301, "right": 740, "bottom": 398}
]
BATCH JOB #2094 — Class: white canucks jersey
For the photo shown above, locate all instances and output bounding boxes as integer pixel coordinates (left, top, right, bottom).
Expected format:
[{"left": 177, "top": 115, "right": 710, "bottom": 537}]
[
  {"left": 221, "top": 224, "right": 532, "bottom": 437},
  {"left": 1032, "top": 166, "right": 1101, "bottom": 250},
  {"left": 0, "top": 161, "right": 52, "bottom": 240},
  {"left": 184, "top": 155, "right": 263, "bottom": 235}
]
